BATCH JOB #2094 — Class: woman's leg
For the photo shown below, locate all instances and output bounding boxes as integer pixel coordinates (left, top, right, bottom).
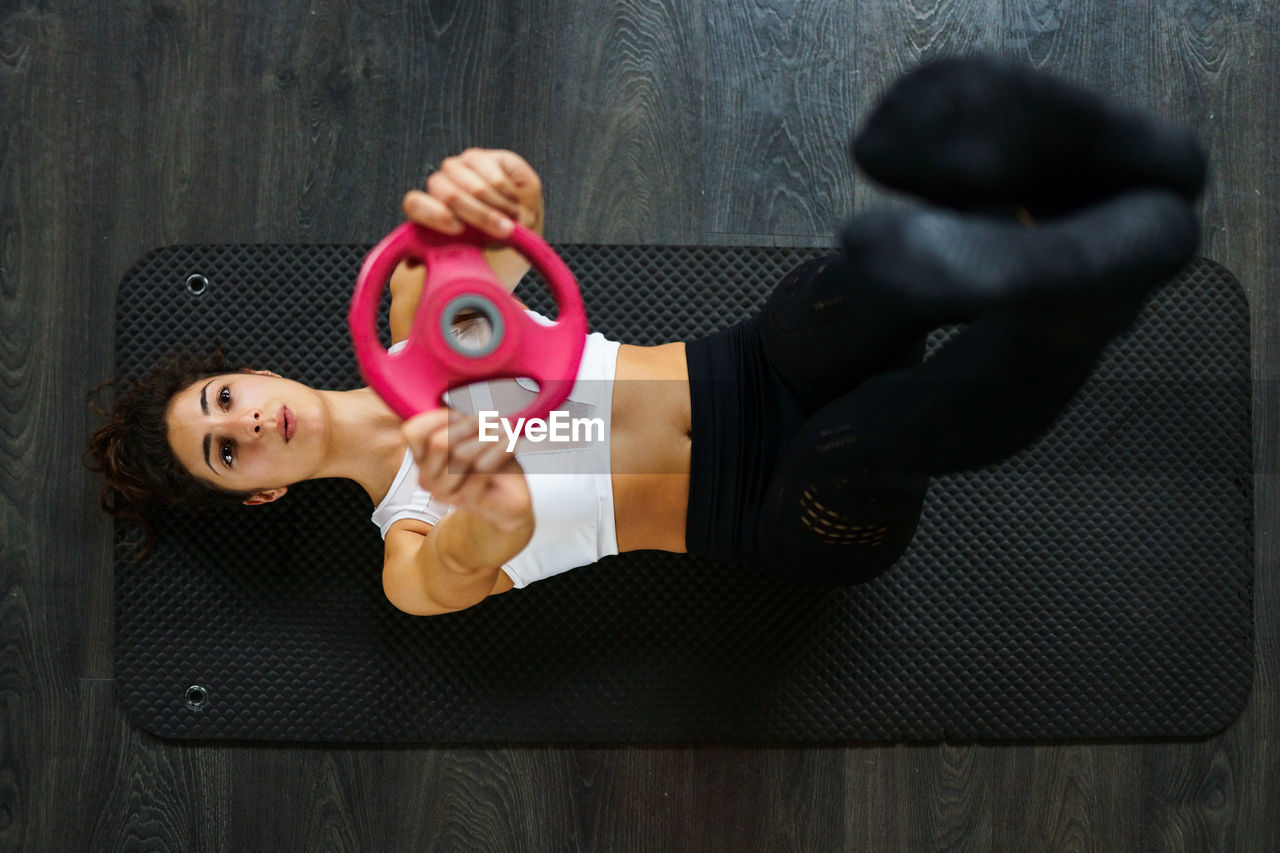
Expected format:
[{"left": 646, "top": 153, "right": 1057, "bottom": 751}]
[
  {"left": 761, "top": 187, "right": 1197, "bottom": 411},
  {"left": 749, "top": 57, "right": 1206, "bottom": 585},
  {"left": 758, "top": 254, "right": 931, "bottom": 409},
  {"left": 851, "top": 55, "right": 1207, "bottom": 219},
  {"left": 752, "top": 188, "right": 1197, "bottom": 586},
  {"left": 753, "top": 297, "right": 1143, "bottom": 587}
]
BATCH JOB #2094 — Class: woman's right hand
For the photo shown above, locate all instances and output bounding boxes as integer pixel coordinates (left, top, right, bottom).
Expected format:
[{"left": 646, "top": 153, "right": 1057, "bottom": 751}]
[
  {"left": 402, "top": 148, "right": 544, "bottom": 242},
  {"left": 401, "top": 148, "right": 544, "bottom": 292},
  {"left": 401, "top": 408, "right": 533, "bottom": 531}
]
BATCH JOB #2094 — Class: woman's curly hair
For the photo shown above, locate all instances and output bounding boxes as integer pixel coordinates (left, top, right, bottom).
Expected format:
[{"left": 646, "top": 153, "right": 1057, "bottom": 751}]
[{"left": 85, "top": 349, "right": 259, "bottom": 556}]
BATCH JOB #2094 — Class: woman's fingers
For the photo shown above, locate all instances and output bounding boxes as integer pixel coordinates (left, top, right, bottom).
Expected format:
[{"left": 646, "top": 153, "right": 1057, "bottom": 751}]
[
  {"left": 472, "top": 439, "right": 511, "bottom": 473},
  {"left": 403, "top": 409, "right": 515, "bottom": 497},
  {"left": 416, "top": 171, "right": 514, "bottom": 240},
  {"left": 402, "top": 407, "right": 532, "bottom": 525},
  {"left": 403, "top": 409, "right": 453, "bottom": 485},
  {"left": 489, "top": 149, "right": 541, "bottom": 198},
  {"left": 401, "top": 190, "right": 465, "bottom": 235},
  {"left": 428, "top": 414, "right": 483, "bottom": 495},
  {"left": 402, "top": 149, "right": 542, "bottom": 241},
  {"left": 490, "top": 150, "right": 544, "bottom": 232},
  {"left": 447, "top": 152, "right": 523, "bottom": 214},
  {"left": 448, "top": 470, "right": 491, "bottom": 512},
  {"left": 423, "top": 150, "right": 519, "bottom": 239}
]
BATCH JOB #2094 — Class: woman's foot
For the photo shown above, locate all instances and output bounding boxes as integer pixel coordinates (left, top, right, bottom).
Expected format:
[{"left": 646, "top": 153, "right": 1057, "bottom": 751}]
[
  {"left": 851, "top": 55, "right": 1207, "bottom": 218},
  {"left": 839, "top": 188, "right": 1199, "bottom": 317}
]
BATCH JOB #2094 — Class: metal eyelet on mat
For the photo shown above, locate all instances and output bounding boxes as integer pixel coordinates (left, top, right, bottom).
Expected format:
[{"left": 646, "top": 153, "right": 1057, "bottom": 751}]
[
  {"left": 185, "top": 273, "right": 209, "bottom": 296},
  {"left": 185, "top": 684, "right": 210, "bottom": 711}
]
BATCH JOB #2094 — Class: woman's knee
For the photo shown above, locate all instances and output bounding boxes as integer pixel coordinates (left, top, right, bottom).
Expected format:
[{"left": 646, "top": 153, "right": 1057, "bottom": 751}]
[
  {"left": 761, "top": 256, "right": 844, "bottom": 340},
  {"left": 751, "top": 476, "right": 925, "bottom": 587}
]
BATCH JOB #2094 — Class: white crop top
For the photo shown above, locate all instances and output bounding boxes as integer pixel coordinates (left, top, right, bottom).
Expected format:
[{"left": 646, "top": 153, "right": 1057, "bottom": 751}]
[{"left": 371, "top": 309, "right": 622, "bottom": 588}]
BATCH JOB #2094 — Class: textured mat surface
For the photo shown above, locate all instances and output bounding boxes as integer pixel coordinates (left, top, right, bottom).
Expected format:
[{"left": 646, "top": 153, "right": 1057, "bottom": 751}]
[{"left": 114, "top": 246, "right": 1253, "bottom": 742}]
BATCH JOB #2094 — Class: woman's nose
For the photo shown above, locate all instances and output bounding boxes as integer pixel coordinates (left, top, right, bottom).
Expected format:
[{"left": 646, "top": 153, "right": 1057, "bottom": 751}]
[{"left": 239, "top": 409, "right": 265, "bottom": 438}]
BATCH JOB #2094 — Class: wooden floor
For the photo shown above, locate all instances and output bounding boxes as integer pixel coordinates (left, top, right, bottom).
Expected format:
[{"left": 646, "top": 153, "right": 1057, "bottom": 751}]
[{"left": 4, "top": 1, "right": 1277, "bottom": 849}]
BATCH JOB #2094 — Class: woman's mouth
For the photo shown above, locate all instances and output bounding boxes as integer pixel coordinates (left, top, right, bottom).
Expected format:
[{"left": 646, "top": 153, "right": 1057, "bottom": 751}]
[{"left": 278, "top": 406, "right": 295, "bottom": 442}]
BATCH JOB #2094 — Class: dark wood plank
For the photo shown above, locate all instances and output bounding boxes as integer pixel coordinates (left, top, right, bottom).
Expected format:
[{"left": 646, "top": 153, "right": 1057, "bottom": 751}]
[{"left": 2, "top": 0, "right": 1276, "bottom": 851}]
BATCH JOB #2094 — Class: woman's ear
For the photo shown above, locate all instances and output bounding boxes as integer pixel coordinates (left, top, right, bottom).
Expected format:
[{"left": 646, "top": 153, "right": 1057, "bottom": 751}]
[
  {"left": 243, "top": 486, "right": 288, "bottom": 506},
  {"left": 244, "top": 369, "right": 283, "bottom": 378}
]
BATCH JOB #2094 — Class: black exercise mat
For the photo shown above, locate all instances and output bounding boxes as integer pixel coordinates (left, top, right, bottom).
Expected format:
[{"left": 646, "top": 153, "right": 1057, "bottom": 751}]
[{"left": 113, "top": 246, "right": 1253, "bottom": 742}]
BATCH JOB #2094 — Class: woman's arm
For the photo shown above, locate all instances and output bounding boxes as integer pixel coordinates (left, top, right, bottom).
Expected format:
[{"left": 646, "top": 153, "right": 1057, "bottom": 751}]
[
  {"left": 405, "top": 148, "right": 544, "bottom": 289},
  {"left": 382, "top": 408, "right": 535, "bottom": 615},
  {"left": 389, "top": 149, "right": 544, "bottom": 344},
  {"left": 383, "top": 514, "right": 523, "bottom": 615},
  {"left": 378, "top": 149, "right": 543, "bottom": 614},
  {"left": 388, "top": 258, "right": 532, "bottom": 345}
]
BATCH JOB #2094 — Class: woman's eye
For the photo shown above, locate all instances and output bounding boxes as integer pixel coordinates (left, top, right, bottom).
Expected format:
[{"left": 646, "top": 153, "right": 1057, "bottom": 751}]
[
  {"left": 218, "top": 387, "right": 231, "bottom": 408},
  {"left": 220, "top": 441, "right": 234, "bottom": 468}
]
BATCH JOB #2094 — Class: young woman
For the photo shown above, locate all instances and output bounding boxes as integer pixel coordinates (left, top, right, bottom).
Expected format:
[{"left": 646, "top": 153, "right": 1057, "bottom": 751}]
[{"left": 88, "top": 57, "right": 1205, "bottom": 616}]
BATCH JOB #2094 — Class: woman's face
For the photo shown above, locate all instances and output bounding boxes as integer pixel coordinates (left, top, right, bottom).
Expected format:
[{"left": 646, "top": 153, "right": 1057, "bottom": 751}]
[{"left": 165, "top": 370, "right": 329, "bottom": 502}]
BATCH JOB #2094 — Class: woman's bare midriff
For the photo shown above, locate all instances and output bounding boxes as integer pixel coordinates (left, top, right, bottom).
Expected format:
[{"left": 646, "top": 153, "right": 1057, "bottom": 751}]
[{"left": 609, "top": 342, "right": 692, "bottom": 553}]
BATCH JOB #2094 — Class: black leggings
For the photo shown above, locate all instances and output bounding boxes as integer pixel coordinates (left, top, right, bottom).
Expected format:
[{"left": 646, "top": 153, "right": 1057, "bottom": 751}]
[
  {"left": 686, "top": 186, "right": 1197, "bottom": 586},
  {"left": 685, "top": 56, "right": 1205, "bottom": 586},
  {"left": 686, "top": 251, "right": 1165, "bottom": 585}
]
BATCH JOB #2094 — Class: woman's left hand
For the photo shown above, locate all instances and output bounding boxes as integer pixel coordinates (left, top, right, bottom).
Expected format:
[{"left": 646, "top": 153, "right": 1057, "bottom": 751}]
[
  {"left": 402, "top": 148, "right": 544, "bottom": 243},
  {"left": 402, "top": 407, "right": 534, "bottom": 530}
]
